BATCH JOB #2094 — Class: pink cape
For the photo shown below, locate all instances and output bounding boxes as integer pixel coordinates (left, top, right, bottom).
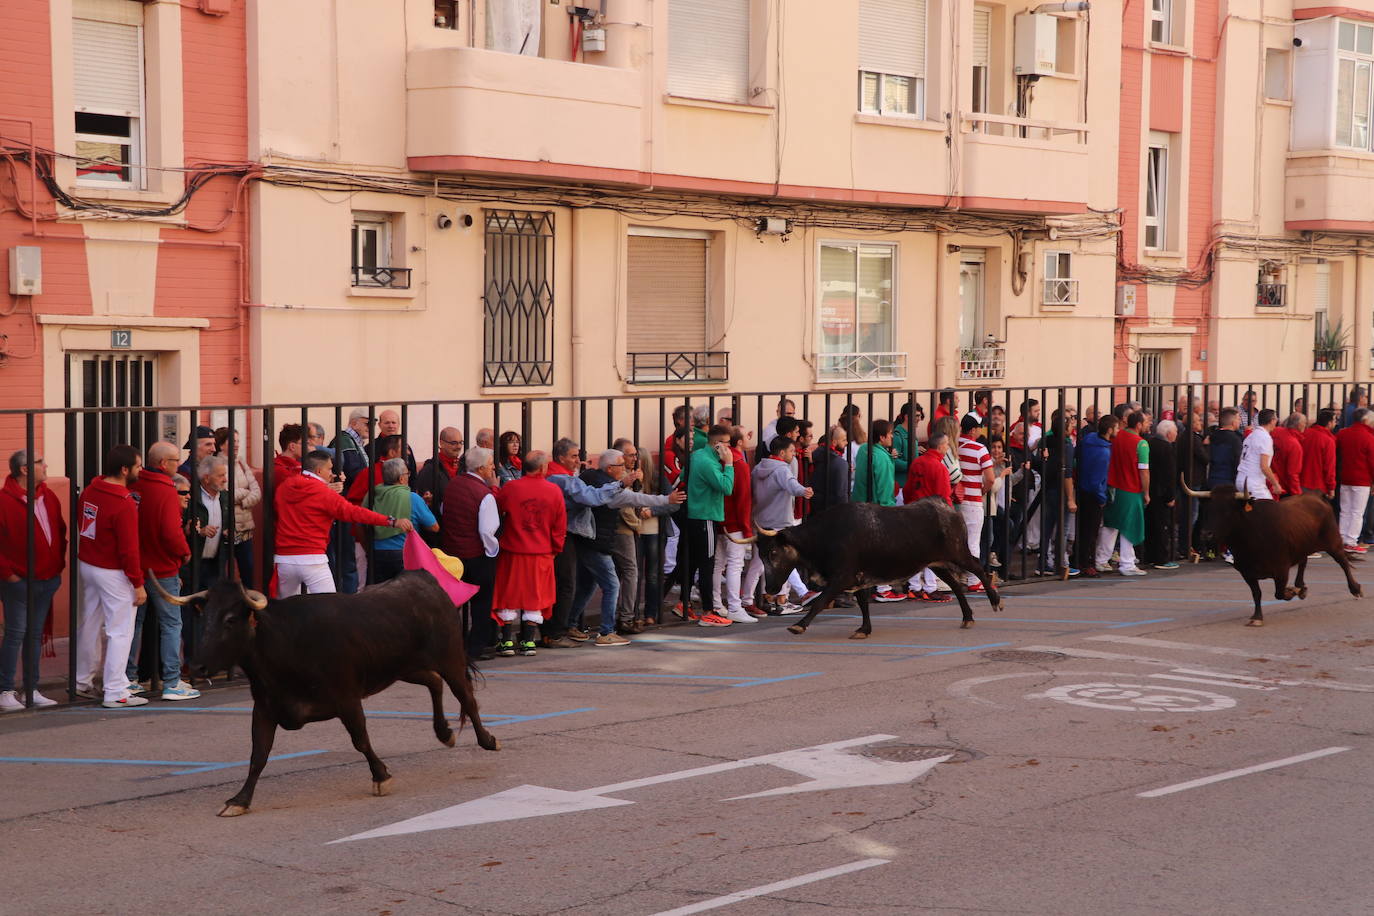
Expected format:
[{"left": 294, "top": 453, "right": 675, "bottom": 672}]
[{"left": 403, "top": 532, "right": 481, "bottom": 606}]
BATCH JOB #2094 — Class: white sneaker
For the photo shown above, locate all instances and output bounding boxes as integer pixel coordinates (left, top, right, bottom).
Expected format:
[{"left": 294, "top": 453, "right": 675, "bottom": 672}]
[
  {"left": 0, "top": 691, "right": 23, "bottom": 713},
  {"left": 1095, "top": 563, "right": 1113, "bottom": 573},
  {"left": 161, "top": 680, "right": 202, "bottom": 701},
  {"left": 74, "top": 684, "right": 100, "bottom": 700},
  {"left": 1120, "top": 567, "right": 1148, "bottom": 577},
  {"left": 102, "top": 693, "right": 149, "bottom": 709},
  {"left": 725, "top": 609, "right": 758, "bottom": 624},
  {"left": 933, "top": 581, "right": 953, "bottom": 593},
  {"left": 774, "top": 602, "right": 805, "bottom": 615},
  {"left": 30, "top": 690, "right": 57, "bottom": 707}
]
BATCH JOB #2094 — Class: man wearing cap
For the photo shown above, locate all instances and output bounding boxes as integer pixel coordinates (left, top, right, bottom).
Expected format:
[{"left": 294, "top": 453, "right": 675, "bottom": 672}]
[{"left": 177, "top": 425, "right": 215, "bottom": 480}]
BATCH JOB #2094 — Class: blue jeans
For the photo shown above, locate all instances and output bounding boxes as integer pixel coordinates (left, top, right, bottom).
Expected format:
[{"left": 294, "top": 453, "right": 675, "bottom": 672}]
[
  {"left": 0, "top": 576, "right": 61, "bottom": 693},
  {"left": 126, "top": 575, "right": 185, "bottom": 685},
  {"left": 571, "top": 545, "right": 620, "bottom": 636}
]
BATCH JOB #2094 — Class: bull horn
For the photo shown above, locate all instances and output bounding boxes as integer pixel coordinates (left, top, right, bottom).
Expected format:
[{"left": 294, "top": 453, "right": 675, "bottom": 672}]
[
  {"left": 726, "top": 532, "right": 757, "bottom": 545},
  {"left": 148, "top": 575, "right": 207, "bottom": 607},
  {"left": 238, "top": 583, "right": 268, "bottom": 611},
  {"left": 755, "top": 526, "right": 779, "bottom": 537},
  {"left": 1178, "top": 474, "right": 1210, "bottom": 499}
]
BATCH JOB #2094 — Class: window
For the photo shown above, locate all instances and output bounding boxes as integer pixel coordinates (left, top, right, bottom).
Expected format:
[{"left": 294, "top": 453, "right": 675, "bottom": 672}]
[
  {"left": 817, "top": 242, "right": 898, "bottom": 380},
  {"left": 73, "top": 3, "right": 145, "bottom": 188},
  {"left": 626, "top": 229, "right": 726, "bottom": 383},
  {"left": 972, "top": 7, "right": 992, "bottom": 118},
  {"left": 858, "top": 0, "right": 927, "bottom": 118},
  {"left": 1150, "top": 0, "right": 1172, "bottom": 44},
  {"left": 1257, "top": 262, "right": 1286, "bottom": 307},
  {"left": 67, "top": 352, "right": 158, "bottom": 490},
  {"left": 668, "top": 0, "right": 750, "bottom": 103},
  {"left": 483, "top": 210, "right": 555, "bottom": 387},
  {"left": 486, "top": 0, "right": 541, "bottom": 55},
  {"left": 351, "top": 213, "right": 410, "bottom": 289},
  {"left": 1336, "top": 22, "right": 1374, "bottom": 150},
  {"left": 1144, "top": 133, "right": 1170, "bottom": 250},
  {"left": 434, "top": 1, "right": 459, "bottom": 29},
  {"left": 1042, "top": 251, "right": 1077, "bottom": 305},
  {"left": 1264, "top": 48, "right": 1290, "bottom": 100},
  {"left": 1313, "top": 261, "right": 1330, "bottom": 342}
]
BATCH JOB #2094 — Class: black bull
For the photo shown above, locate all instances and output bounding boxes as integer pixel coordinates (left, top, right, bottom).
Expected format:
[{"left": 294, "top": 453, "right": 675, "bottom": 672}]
[
  {"left": 1183, "top": 481, "right": 1363, "bottom": 625},
  {"left": 153, "top": 571, "right": 499, "bottom": 816},
  {"left": 746, "top": 500, "right": 1004, "bottom": 637}
]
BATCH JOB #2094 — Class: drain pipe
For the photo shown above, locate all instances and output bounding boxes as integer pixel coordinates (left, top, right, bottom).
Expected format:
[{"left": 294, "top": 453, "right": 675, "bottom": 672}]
[{"left": 935, "top": 231, "right": 947, "bottom": 385}]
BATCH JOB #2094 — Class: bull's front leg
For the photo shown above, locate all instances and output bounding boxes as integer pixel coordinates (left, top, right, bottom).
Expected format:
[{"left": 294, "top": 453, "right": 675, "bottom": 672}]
[
  {"left": 1294, "top": 558, "right": 1309, "bottom": 600},
  {"left": 220, "top": 703, "right": 278, "bottom": 817},
  {"left": 786, "top": 583, "right": 848, "bottom": 636},
  {"left": 337, "top": 701, "right": 393, "bottom": 796},
  {"left": 931, "top": 566, "right": 976, "bottom": 629},
  {"left": 1274, "top": 568, "right": 1296, "bottom": 602},
  {"left": 1242, "top": 575, "right": 1265, "bottom": 627}
]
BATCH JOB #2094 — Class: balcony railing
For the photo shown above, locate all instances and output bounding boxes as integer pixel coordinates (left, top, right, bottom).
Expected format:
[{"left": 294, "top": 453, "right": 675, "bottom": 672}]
[
  {"left": 1257, "top": 282, "right": 1286, "bottom": 307},
  {"left": 628, "top": 351, "right": 729, "bottom": 384},
  {"left": 1313, "top": 348, "right": 1349, "bottom": 371},
  {"left": 959, "top": 346, "right": 1006, "bottom": 380},
  {"left": 814, "top": 351, "right": 907, "bottom": 382},
  {"left": 351, "top": 266, "right": 413, "bottom": 290},
  {"left": 962, "top": 112, "right": 1089, "bottom": 143},
  {"left": 1043, "top": 278, "right": 1079, "bottom": 306}
]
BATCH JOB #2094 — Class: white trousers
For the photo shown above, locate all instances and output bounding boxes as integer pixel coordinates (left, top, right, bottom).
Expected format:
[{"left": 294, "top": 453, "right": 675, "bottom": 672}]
[
  {"left": 712, "top": 532, "right": 750, "bottom": 615},
  {"left": 1095, "top": 527, "right": 1138, "bottom": 572},
  {"left": 75, "top": 561, "right": 137, "bottom": 701},
  {"left": 743, "top": 550, "right": 806, "bottom": 602},
  {"left": 275, "top": 559, "right": 337, "bottom": 597},
  {"left": 1340, "top": 485, "right": 1370, "bottom": 545},
  {"left": 663, "top": 518, "right": 679, "bottom": 575},
  {"left": 354, "top": 542, "right": 368, "bottom": 593},
  {"left": 959, "top": 500, "right": 984, "bottom": 585},
  {"left": 496, "top": 609, "right": 543, "bottom": 624}
]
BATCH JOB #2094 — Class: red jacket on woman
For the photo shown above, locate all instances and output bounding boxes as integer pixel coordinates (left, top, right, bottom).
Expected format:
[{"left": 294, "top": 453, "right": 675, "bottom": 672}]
[{"left": 0, "top": 476, "right": 67, "bottom": 580}]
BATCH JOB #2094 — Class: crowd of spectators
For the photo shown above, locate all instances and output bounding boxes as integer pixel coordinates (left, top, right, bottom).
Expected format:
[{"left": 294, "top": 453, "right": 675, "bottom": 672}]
[{"left": 3, "top": 385, "right": 1372, "bottom": 710}]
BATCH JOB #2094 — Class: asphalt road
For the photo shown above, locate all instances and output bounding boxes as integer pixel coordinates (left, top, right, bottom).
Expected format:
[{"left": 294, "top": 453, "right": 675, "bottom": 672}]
[{"left": 3, "top": 560, "right": 1373, "bottom": 915}]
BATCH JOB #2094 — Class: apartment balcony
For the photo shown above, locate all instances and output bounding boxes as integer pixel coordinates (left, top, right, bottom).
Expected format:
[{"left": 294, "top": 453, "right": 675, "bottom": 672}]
[
  {"left": 628, "top": 351, "right": 729, "bottom": 385},
  {"left": 958, "top": 345, "right": 1006, "bottom": 381},
  {"left": 1286, "top": 151, "right": 1374, "bottom": 231},
  {"left": 960, "top": 113, "right": 1091, "bottom": 213},
  {"left": 814, "top": 352, "right": 907, "bottom": 383},
  {"left": 406, "top": 46, "right": 643, "bottom": 180}
]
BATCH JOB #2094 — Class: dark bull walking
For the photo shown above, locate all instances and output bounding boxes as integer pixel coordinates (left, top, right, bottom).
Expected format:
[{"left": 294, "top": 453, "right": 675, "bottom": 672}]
[
  {"left": 152, "top": 571, "right": 499, "bottom": 816},
  {"left": 747, "top": 500, "right": 1004, "bottom": 638},
  {"left": 1181, "top": 480, "right": 1363, "bottom": 625}
]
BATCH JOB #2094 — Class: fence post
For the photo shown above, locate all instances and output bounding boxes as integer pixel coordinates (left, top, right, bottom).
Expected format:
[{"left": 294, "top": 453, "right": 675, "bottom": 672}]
[{"left": 22, "top": 414, "right": 36, "bottom": 708}]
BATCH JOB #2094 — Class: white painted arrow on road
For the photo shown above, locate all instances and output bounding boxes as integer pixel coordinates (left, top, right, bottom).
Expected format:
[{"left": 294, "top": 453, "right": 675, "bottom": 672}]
[{"left": 331, "top": 734, "right": 949, "bottom": 844}]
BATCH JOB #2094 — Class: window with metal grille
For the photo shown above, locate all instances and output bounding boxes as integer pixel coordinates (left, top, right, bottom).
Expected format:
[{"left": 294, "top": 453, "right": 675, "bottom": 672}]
[
  {"left": 1042, "top": 251, "right": 1077, "bottom": 305},
  {"left": 65, "top": 352, "right": 159, "bottom": 486},
  {"left": 483, "top": 210, "right": 555, "bottom": 387}
]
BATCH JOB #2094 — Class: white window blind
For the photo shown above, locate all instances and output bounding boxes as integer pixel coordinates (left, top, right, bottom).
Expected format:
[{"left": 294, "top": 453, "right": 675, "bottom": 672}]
[
  {"left": 859, "top": 0, "right": 927, "bottom": 78},
  {"left": 627, "top": 235, "right": 709, "bottom": 352},
  {"left": 73, "top": 16, "right": 143, "bottom": 117},
  {"left": 972, "top": 8, "right": 992, "bottom": 67},
  {"left": 668, "top": 0, "right": 750, "bottom": 103}
]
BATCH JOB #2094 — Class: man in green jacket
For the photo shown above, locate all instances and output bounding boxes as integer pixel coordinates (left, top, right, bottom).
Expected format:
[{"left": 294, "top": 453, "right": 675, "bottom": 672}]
[
  {"left": 852, "top": 419, "right": 896, "bottom": 506},
  {"left": 679, "top": 424, "right": 734, "bottom": 624}
]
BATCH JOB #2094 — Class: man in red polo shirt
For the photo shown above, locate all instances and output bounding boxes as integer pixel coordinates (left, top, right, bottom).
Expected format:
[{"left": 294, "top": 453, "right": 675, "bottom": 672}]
[
  {"left": 0, "top": 450, "right": 67, "bottom": 711},
  {"left": 490, "top": 451, "right": 566, "bottom": 657},
  {"left": 75, "top": 445, "right": 148, "bottom": 708}
]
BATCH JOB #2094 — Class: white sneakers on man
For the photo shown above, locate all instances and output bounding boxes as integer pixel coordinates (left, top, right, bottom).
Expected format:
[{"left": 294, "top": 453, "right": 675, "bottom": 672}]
[
  {"left": 161, "top": 680, "right": 202, "bottom": 701},
  {"left": 102, "top": 692, "right": 149, "bottom": 709},
  {"left": 724, "top": 609, "right": 758, "bottom": 624}
]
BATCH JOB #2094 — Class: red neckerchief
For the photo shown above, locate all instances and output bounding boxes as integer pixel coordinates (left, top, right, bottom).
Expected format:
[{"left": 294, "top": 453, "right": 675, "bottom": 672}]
[{"left": 439, "top": 452, "right": 459, "bottom": 478}]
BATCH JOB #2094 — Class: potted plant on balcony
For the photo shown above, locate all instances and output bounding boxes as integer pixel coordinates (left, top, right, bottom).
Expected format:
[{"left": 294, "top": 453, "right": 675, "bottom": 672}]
[{"left": 1314, "top": 319, "right": 1350, "bottom": 371}]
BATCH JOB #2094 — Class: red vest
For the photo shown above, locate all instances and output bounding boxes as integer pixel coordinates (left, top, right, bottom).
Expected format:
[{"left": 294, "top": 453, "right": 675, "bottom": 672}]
[
  {"left": 1107, "top": 430, "right": 1144, "bottom": 493},
  {"left": 441, "top": 472, "right": 494, "bottom": 559}
]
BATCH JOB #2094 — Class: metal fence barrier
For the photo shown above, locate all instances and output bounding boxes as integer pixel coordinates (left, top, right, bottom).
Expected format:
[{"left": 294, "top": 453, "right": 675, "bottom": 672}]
[{"left": 0, "top": 379, "right": 1356, "bottom": 708}]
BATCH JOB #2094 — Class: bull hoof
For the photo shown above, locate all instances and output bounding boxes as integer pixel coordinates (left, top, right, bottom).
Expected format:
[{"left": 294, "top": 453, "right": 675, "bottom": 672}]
[
  {"left": 441, "top": 731, "right": 457, "bottom": 748},
  {"left": 1357, "top": 587, "right": 1366, "bottom": 599},
  {"left": 996, "top": 601, "right": 1006, "bottom": 613},
  {"left": 1245, "top": 619, "right": 1265, "bottom": 628},
  {"left": 478, "top": 733, "right": 501, "bottom": 751},
  {"left": 960, "top": 620, "right": 975, "bottom": 629},
  {"left": 849, "top": 630, "right": 870, "bottom": 640},
  {"left": 1281, "top": 588, "right": 1297, "bottom": 600},
  {"left": 372, "top": 777, "right": 394, "bottom": 797},
  {"left": 1297, "top": 587, "right": 1309, "bottom": 600},
  {"left": 787, "top": 625, "right": 807, "bottom": 635},
  {"left": 217, "top": 803, "right": 249, "bottom": 818}
]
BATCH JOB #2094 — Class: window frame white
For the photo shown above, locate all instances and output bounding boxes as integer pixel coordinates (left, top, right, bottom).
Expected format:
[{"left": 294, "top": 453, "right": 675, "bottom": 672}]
[
  {"left": 858, "top": 0, "right": 927, "bottom": 119},
  {"left": 72, "top": 11, "right": 147, "bottom": 190},
  {"left": 351, "top": 212, "right": 395, "bottom": 286},
  {"left": 1150, "top": 0, "right": 1172, "bottom": 44},
  {"left": 1336, "top": 21, "right": 1374, "bottom": 151},
  {"left": 1042, "top": 250, "right": 1077, "bottom": 305},
  {"left": 1144, "top": 135, "right": 1169, "bottom": 251},
  {"left": 815, "top": 239, "right": 901, "bottom": 379},
  {"left": 971, "top": 6, "right": 992, "bottom": 117},
  {"left": 859, "top": 71, "right": 925, "bottom": 118}
]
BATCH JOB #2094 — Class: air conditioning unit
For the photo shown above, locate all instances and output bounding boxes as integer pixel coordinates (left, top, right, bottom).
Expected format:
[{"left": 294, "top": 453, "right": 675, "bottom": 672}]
[
  {"left": 1014, "top": 13, "right": 1059, "bottom": 76},
  {"left": 1115, "top": 285, "right": 1137, "bottom": 316},
  {"left": 9, "top": 246, "right": 41, "bottom": 296}
]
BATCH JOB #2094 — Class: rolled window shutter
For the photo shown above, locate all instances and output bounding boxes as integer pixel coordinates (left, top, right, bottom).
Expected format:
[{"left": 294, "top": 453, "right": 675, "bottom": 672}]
[
  {"left": 668, "top": 0, "right": 750, "bottom": 103},
  {"left": 972, "top": 8, "right": 991, "bottom": 68},
  {"left": 859, "top": 0, "right": 927, "bottom": 78},
  {"left": 1314, "top": 263, "right": 1330, "bottom": 313},
  {"left": 73, "top": 17, "right": 143, "bottom": 117},
  {"left": 627, "top": 236, "right": 708, "bottom": 352}
]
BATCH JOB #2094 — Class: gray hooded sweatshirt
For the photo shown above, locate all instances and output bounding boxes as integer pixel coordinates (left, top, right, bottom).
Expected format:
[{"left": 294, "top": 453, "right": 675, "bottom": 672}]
[{"left": 752, "top": 457, "right": 809, "bottom": 529}]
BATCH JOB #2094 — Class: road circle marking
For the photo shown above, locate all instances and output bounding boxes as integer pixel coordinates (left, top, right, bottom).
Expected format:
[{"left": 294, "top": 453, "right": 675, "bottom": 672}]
[{"left": 1033, "top": 682, "right": 1236, "bottom": 713}]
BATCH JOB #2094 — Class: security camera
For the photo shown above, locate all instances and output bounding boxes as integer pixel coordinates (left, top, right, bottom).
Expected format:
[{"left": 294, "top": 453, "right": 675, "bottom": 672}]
[
  {"left": 461, "top": 213, "right": 474, "bottom": 228},
  {"left": 436, "top": 213, "right": 453, "bottom": 230}
]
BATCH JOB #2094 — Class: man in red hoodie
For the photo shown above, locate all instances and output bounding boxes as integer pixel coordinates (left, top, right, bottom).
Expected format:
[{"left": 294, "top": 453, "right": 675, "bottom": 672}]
[
  {"left": 1270, "top": 414, "right": 1306, "bottom": 501},
  {"left": 490, "top": 451, "right": 566, "bottom": 657},
  {"left": 1301, "top": 408, "right": 1338, "bottom": 499},
  {"left": 713, "top": 426, "right": 756, "bottom": 624},
  {"left": 1336, "top": 408, "right": 1374, "bottom": 550},
  {"left": 0, "top": 450, "right": 68, "bottom": 711},
  {"left": 128, "top": 441, "right": 198, "bottom": 701},
  {"left": 75, "top": 445, "right": 148, "bottom": 708},
  {"left": 273, "top": 427, "right": 410, "bottom": 597}
]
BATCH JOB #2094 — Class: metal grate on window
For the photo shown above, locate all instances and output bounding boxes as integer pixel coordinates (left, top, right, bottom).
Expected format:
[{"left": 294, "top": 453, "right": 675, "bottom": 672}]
[{"left": 483, "top": 210, "right": 555, "bottom": 387}]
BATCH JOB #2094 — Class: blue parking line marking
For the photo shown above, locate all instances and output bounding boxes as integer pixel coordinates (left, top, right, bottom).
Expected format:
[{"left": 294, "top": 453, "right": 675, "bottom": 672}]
[
  {"left": 918, "top": 642, "right": 1014, "bottom": 656},
  {"left": 643, "top": 634, "right": 1010, "bottom": 653},
  {"left": 171, "top": 750, "right": 328, "bottom": 775},
  {"left": 59, "top": 706, "right": 594, "bottom": 725},
  {"left": 1104, "top": 617, "right": 1174, "bottom": 628},
  {"left": 726, "top": 672, "right": 823, "bottom": 688},
  {"left": 0, "top": 750, "right": 327, "bottom": 774},
  {"left": 486, "top": 669, "right": 821, "bottom": 689}
]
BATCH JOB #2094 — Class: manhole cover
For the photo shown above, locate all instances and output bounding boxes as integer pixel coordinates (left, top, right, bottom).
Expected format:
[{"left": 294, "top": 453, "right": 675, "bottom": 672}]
[
  {"left": 860, "top": 745, "right": 981, "bottom": 764},
  {"left": 981, "top": 649, "right": 1067, "bottom": 663}
]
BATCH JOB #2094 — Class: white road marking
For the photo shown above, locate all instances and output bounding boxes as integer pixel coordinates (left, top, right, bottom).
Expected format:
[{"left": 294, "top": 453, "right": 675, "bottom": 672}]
[
  {"left": 1021, "top": 644, "right": 1180, "bottom": 667},
  {"left": 1086, "top": 635, "right": 1290, "bottom": 658},
  {"left": 1029, "top": 682, "right": 1236, "bottom": 713},
  {"left": 1149, "top": 674, "right": 1278, "bottom": 691},
  {"left": 648, "top": 858, "right": 891, "bottom": 916},
  {"left": 331, "top": 735, "right": 947, "bottom": 843},
  {"left": 1024, "top": 646, "right": 1374, "bottom": 694},
  {"left": 1137, "top": 747, "right": 1353, "bottom": 798}
]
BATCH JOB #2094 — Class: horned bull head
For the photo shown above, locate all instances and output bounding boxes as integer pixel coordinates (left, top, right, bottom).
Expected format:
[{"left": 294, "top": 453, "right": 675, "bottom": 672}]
[{"left": 148, "top": 578, "right": 269, "bottom": 676}]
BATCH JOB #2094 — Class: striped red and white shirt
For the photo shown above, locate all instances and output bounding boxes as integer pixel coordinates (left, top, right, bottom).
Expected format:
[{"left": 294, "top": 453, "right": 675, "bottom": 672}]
[{"left": 957, "top": 435, "right": 993, "bottom": 501}]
